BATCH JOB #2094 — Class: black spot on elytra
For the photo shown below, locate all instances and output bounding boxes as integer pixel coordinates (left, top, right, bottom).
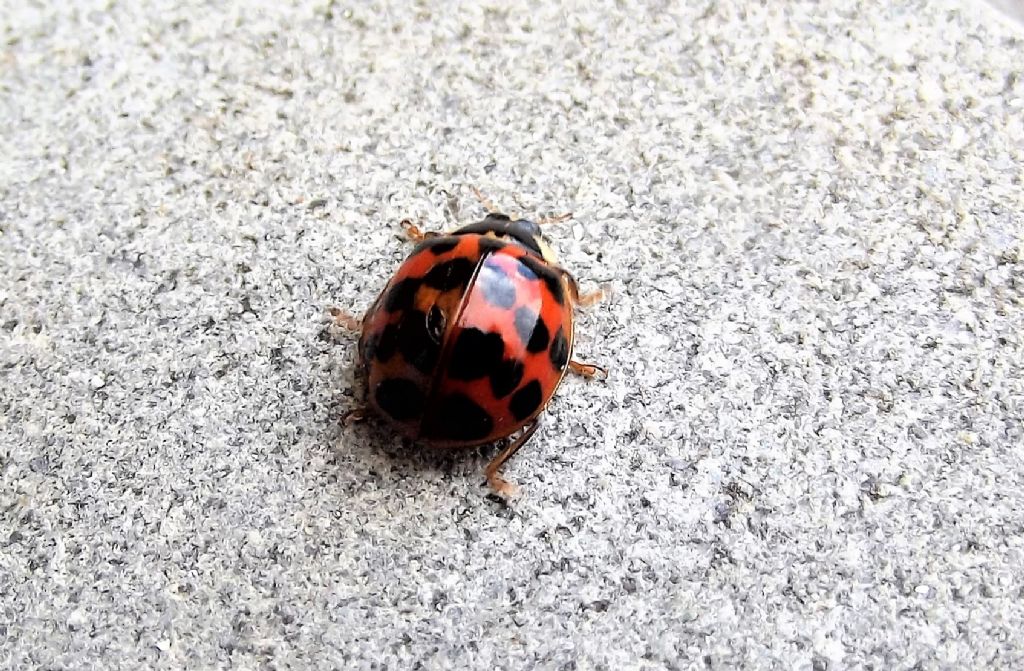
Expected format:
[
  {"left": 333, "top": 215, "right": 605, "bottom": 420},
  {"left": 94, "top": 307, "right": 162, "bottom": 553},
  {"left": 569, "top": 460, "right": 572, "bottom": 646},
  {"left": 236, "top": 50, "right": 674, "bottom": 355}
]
[
  {"left": 528, "top": 320, "right": 550, "bottom": 352},
  {"left": 424, "top": 238, "right": 460, "bottom": 255},
  {"left": 510, "top": 380, "right": 543, "bottom": 421},
  {"left": 426, "top": 393, "right": 494, "bottom": 441},
  {"left": 490, "top": 358, "right": 525, "bottom": 399},
  {"left": 423, "top": 257, "right": 476, "bottom": 291},
  {"left": 513, "top": 307, "right": 549, "bottom": 353},
  {"left": 375, "top": 378, "right": 424, "bottom": 421},
  {"left": 448, "top": 328, "right": 505, "bottom": 380},
  {"left": 384, "top": 278, "right": 420, "bottom": 312},
  {"left": 374, "top": 323, "right": 399, "bottom": 362},
  {"left": 517, "top": 255, "right": 564, "bottom": 305},
  {"left": 550, "top": 327, "right": 569, "bottom": 372},
  {"left": 396, "top": 310, "right": 441, "bottom": 374},
  {"left": 516, "top": 309, "right": 548, "bottom": 354},
  {"left": 426, "top": 306, "right": 446, "bottom": 343},
  {"left": 479, "top": 260, "right": 517, "bottom": 308}
]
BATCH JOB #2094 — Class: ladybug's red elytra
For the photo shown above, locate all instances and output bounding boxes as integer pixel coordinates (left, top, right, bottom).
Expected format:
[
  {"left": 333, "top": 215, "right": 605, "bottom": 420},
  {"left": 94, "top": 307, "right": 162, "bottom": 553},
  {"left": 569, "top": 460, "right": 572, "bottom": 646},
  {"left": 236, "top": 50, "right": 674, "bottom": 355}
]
[{"left": 336, "top": 197, "right": 604, "bottom": 496}]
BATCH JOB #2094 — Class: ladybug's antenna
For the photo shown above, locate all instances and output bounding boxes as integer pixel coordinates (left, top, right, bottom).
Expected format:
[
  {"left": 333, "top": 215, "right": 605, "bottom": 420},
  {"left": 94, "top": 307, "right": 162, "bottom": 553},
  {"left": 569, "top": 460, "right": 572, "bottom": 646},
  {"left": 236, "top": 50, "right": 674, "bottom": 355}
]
[
  {"left": 535, "top": 211, "right": 573, "bottom": 226},
  {"left": 470, "top": 186, "right": 500, "bottom": 215},
  {"left": 469, "top": 186, "right": 572, "bottom": 226}
]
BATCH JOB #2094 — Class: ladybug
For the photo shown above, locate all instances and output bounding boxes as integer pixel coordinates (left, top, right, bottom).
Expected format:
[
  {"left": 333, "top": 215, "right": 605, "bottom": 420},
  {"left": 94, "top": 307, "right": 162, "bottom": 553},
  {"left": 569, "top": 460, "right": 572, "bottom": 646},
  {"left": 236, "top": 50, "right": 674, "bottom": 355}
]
[{"left": 335, "top": 197, "right": 603, "bottom": 496}]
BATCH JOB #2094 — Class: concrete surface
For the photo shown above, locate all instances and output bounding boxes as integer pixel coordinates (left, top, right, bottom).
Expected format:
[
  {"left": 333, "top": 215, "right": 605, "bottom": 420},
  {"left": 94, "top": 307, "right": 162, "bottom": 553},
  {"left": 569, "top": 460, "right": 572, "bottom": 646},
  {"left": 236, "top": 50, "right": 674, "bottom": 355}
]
[{"left": 2, "top": 1, "right": 1023, "bottom": 668}]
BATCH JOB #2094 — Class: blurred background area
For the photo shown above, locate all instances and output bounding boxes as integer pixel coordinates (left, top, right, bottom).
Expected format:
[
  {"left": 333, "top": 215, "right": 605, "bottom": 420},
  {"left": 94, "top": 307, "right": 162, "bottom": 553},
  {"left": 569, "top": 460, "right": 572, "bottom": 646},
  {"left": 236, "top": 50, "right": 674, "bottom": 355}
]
[{"left": 985, "top": 0, "right": 1024, "bottom": 25}]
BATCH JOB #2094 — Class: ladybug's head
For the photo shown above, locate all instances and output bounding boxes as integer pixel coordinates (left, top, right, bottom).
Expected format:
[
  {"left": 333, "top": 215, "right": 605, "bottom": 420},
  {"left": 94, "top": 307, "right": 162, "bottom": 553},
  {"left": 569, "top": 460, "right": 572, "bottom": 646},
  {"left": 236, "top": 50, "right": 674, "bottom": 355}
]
[{"left": 454, "top": 213, "right": 559, "bottom": 264}]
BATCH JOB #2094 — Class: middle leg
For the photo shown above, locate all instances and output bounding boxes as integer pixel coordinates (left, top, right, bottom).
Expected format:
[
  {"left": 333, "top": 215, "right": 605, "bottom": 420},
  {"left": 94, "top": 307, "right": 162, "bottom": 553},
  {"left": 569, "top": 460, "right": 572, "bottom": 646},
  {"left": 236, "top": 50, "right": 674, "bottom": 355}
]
[
  {"left": 484, "top": 419, "right": 542, "bottom": 497},
  {"left": 569, "top": 360, "right": 608, "bottom": 379}
]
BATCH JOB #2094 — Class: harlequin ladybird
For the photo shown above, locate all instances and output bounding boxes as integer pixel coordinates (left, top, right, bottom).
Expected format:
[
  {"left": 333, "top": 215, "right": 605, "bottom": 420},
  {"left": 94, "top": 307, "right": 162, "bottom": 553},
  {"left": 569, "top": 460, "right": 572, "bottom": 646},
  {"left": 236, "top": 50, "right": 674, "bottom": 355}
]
[{"left": 337, "top": 201, "right": 603, "bottom": 496}]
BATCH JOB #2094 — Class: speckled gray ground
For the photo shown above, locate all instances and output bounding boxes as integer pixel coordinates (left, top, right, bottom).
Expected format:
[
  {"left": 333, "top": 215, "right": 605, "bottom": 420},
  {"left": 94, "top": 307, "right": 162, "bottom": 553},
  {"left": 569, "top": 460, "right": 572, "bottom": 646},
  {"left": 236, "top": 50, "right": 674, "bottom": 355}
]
[{"left": 2, "top": 1, "right": 1023, "bottom": 669}]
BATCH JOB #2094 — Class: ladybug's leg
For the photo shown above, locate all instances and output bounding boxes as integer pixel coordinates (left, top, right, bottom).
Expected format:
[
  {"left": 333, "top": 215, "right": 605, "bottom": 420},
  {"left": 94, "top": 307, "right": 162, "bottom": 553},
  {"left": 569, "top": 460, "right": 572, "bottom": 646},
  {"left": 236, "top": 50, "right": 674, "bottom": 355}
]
[
  {"left": 327, "top": 310, "right": 372, "bottom": 426},
  {"left": 569, "top": 360, "right": 608, "bottom": 379},
  {"left": 399, "top": 218, "right": 440, "bottom": 243},
  {"left": 573, "top": 288, "right": 604, "bottom": 307},
  {"left": 326, "top": 321, "right": 370, "bottom": 425},
  {"left": 560, "top": 270, "right": 604, "bottom": 308},
  {"left": 558, "top": 272, "right": 607, "bottom": 377},
  {"left": 484, "top": 419, "right": 542, "bottom": 497},
  {"left": 342, "top": 407, "right": 369, "bottom": 426},
  {"left": 328, "top": 307, "right": 362, "bottom": 331}
]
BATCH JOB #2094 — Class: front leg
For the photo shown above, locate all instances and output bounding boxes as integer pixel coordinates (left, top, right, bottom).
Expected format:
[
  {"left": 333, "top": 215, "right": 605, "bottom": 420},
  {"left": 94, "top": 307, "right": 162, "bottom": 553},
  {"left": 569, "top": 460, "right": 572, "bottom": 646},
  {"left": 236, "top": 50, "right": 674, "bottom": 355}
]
[
  {"left": 328, "top": 306, "right": 363, "bottom": 331},
  {"left": 399, "top": 218, "right": 440, "bottom": 243}
]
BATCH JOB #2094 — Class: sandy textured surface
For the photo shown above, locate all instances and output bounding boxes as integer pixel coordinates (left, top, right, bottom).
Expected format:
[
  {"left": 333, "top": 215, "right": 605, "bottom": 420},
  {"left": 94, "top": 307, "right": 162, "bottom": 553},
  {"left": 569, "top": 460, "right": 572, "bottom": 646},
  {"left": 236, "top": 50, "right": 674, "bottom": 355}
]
[{"left": 2, "top": 1, "right": 1023, "bottom": 668}]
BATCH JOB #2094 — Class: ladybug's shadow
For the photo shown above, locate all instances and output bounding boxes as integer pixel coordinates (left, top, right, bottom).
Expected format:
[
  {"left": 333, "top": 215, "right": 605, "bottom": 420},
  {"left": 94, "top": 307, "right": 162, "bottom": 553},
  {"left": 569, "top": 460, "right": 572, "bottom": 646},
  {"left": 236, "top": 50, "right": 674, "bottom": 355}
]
[
  {"left": 322, "top": 344, "right": 504, "bottom": 501},
  {"left": 333, "top": 409, "right": 504, "bottom": 496}
]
